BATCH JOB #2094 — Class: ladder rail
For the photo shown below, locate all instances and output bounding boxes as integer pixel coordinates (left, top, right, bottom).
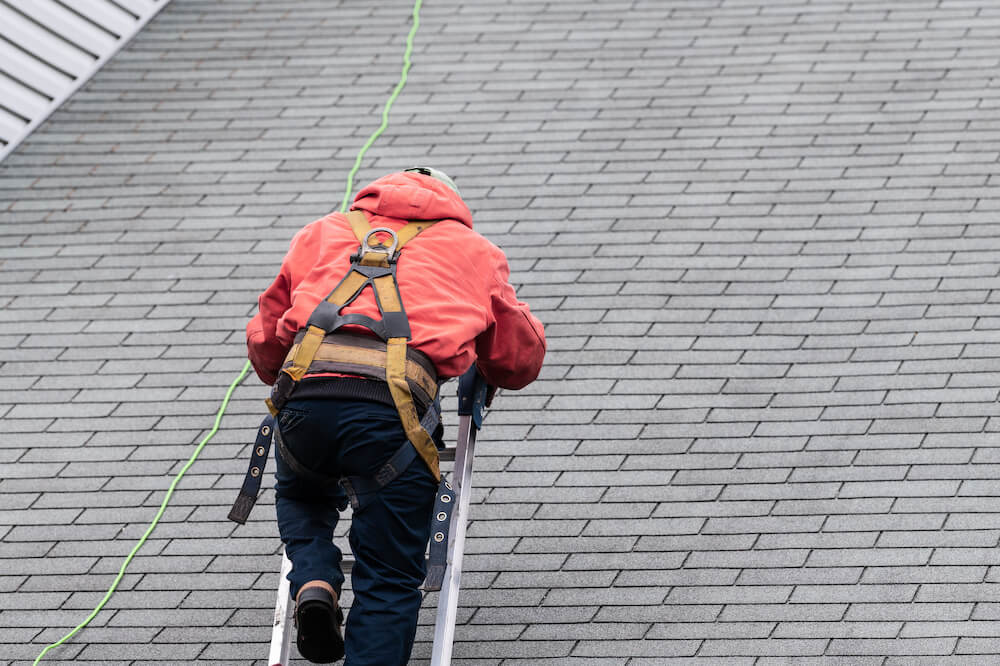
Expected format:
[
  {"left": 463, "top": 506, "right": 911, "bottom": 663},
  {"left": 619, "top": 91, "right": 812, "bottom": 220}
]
[
  {"left": 429, "top": 413, "right": 476, "bottom": 665},
  {"left": 268, "top": 551, "right": 294, "bottom": 666}
]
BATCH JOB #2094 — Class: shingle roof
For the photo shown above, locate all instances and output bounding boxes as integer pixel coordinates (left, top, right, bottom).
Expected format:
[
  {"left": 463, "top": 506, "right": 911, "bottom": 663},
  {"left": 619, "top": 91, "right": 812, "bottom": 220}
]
[{"left": 4, "top": 0, "right": 1000, "bottom": 663}]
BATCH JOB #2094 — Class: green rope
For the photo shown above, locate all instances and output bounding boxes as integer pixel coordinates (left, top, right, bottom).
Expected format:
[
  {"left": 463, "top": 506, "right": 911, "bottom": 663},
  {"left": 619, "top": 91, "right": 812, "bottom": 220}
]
[
  {"left": 32, "top": 360, "right": 252, "bottom": 665},
  {"left": 33, "top": 0, "right": 425, "bottom": 662},
  {"left": 339, "top": 0, "right": 423, "bottom": 213}
]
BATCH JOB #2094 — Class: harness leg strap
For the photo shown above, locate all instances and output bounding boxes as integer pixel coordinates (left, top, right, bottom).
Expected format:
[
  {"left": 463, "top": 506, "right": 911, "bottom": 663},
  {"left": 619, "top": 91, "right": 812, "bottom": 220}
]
[
  {"left": 273, "top": 420, "right": 422, "bottom": 515},
  {"left": 270, "top": 417, "right": 452, "bottom": 590},
  {"left": 339, "top": 441, "right": 419, "bottom": 512}
]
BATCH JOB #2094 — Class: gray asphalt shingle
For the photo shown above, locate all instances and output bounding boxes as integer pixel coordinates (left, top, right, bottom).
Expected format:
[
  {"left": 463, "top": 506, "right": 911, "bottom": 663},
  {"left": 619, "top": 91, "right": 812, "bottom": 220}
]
[{"left": 5, "top": 0, "right": 1000, "bottom": 663}]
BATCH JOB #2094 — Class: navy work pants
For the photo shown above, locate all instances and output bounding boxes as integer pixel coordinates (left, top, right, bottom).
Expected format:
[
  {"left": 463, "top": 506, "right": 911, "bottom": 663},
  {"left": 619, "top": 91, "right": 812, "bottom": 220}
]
[{"left": 274, "top": 397, "right": 438, "bottom": 665}]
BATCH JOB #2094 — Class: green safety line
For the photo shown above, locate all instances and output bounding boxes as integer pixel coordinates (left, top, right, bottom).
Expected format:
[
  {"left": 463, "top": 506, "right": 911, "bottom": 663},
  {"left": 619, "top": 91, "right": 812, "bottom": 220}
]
[
  {"left": 33, "top": 0, "right": 424, "bottom": 662},
  {"left": 339, "top": 0, "right": 423, "bottom": 214},
  {"left": 31, "top": 361, "right": 251, "bottom": 665}
]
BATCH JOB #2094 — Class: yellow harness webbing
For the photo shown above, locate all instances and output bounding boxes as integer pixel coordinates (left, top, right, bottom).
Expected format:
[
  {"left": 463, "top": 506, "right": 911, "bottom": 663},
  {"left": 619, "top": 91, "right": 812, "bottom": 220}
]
[{"left": 269, "top": 209, "right": 442, "bottom": 480}]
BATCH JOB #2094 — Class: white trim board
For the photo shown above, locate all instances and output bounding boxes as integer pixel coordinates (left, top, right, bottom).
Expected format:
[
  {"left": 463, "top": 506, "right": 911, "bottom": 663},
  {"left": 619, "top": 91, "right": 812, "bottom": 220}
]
[{"left": 0, "top": 0, "right": 172, "bottom": 163}]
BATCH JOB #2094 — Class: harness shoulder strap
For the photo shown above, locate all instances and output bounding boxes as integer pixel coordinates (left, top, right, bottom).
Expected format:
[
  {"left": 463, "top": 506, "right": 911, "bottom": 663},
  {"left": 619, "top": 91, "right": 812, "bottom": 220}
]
[
  {"left": 346, "top": 209, "right": 371, "bottom": 243},
  {"left": 345, "top": 209, "right": 434, "bottom": 255}
]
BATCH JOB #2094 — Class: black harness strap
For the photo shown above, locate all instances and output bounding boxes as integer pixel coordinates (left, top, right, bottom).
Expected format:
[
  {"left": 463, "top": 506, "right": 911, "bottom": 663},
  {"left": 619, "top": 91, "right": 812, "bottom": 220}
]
[
  {"left": 228, "top": 416, "right": 276, "bottom": 525},
  {"left": 424, "top": 477, "right": 456, "bottom": 591},
  {"left": 338, "top": 442, "right": 418, "bottom": 512},
  {"left": 272, "top": 421, "right": 420, "bottom": 514},
  {"left": 272, "top": 423, "right": 334, "bottom": 487}
]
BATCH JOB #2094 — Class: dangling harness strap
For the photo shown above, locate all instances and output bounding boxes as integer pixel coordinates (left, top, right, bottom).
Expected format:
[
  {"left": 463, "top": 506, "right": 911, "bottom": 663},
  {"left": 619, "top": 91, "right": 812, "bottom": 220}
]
[
  {"left": 227, "top": 415, "right": 276, "bottom": 525},
  {"left": 424, "top": 477, "right": 456, "bottom": 591}
]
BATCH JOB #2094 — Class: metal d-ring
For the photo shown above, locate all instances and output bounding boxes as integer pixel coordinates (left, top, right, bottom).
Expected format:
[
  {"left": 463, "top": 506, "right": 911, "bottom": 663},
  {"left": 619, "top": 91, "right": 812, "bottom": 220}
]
[{"left": 362, "top": 227, "right": 399, "bottom": 257}]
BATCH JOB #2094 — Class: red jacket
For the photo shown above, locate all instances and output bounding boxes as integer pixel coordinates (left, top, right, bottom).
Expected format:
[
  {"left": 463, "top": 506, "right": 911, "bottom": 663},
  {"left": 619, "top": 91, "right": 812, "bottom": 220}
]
[{"left": 246, "top": 171, "right": 546, "bottom": 390}]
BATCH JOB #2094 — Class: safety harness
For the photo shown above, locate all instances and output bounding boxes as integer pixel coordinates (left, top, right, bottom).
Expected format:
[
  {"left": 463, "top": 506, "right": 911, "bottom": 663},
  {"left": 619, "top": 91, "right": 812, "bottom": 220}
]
[
  {"left": 274, "top": 210, "right": 442, "bottom": 474},
  {"left": 229, "top": 209, "right": 447, "bottom": 523}
]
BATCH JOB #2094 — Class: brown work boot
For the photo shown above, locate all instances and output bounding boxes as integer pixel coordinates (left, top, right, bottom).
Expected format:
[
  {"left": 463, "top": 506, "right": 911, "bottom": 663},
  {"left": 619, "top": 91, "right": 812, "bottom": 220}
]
[{"left": 295, "top": 580, "right": 345, "bottom": 663}]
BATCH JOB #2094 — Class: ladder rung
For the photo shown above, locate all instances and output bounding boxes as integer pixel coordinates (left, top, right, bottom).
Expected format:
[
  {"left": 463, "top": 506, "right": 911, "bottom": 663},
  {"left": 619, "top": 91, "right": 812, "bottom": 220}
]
[{"left": 338, "top": 555, "right": 434, "bottom": 575}]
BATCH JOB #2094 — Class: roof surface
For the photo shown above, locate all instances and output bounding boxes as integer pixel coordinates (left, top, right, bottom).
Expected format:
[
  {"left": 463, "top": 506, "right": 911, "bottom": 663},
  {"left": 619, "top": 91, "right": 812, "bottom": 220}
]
[{"left": 3, "top": 0, "right": 1000, "bottom": 663}]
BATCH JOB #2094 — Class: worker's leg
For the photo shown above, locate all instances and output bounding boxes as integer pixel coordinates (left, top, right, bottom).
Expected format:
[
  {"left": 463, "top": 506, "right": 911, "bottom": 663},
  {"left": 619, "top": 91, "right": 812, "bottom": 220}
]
[
  {"left": 341, "top": 433, "right": 437, "bottom": 666},
  {"left": 275, "top": 397, "right": 437, "bottom": 664},
  {"left": 274, "top": 400, "right": 350, "bottom": 601}
]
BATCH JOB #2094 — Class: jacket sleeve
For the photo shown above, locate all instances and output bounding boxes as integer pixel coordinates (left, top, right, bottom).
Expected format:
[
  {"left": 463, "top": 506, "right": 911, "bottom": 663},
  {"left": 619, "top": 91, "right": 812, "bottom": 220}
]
[
  {"left": 474, "top": 251, "right": 546, "bottom": 390},
  {"left": 247, "top": 220, "right": 324, "bottom": 385},
  {"left": 246, "top": 262, "right": 293, "bottom": 385},
  {"left": 248, "top": 220, "right": 330, "bottom": 384}
]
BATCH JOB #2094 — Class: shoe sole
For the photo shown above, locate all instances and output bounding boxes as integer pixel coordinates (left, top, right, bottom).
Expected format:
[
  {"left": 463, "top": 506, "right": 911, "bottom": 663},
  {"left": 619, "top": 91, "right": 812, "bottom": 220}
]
[{"left": 296, "top": 590, "right": 345, "bottom": 663}]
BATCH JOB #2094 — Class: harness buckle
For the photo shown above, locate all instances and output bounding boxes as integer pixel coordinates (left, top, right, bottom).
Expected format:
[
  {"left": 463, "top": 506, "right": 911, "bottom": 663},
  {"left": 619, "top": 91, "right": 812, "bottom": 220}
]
[{"left": 351, "top": 227, "right": 400, "bottom": 263}]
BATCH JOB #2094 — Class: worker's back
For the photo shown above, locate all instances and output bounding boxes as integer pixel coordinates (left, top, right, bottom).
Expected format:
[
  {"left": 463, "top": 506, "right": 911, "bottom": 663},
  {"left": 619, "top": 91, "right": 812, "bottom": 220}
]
[{"left": 247, "top": 170, "right": 545, "bottom": 389}]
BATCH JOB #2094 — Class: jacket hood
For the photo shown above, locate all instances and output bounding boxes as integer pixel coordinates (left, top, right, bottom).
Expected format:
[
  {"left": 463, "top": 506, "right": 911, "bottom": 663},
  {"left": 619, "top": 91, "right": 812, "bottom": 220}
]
[{"left": 351, "top": 171, "right": 473, "bottom": 228}]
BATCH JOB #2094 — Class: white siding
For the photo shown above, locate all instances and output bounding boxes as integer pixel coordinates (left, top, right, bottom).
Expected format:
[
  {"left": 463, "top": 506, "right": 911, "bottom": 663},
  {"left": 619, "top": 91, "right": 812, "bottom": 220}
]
[{"left": 0, "top": 0, "right": 171, "bottom": 162}]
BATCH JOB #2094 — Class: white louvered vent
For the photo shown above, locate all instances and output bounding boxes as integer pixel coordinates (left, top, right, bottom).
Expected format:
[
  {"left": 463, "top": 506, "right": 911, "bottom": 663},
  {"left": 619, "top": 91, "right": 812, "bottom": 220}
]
[{"left": 0, "top": 0, "right": 171, "bottom": 162}]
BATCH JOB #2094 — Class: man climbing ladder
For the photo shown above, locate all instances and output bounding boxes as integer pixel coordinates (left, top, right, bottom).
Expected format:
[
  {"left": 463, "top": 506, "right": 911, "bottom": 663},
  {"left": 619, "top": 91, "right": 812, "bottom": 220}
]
[{"left": 243, "top": 168, "right": 546, "bottom": 664}]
